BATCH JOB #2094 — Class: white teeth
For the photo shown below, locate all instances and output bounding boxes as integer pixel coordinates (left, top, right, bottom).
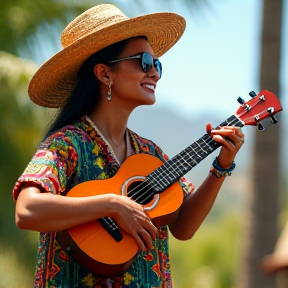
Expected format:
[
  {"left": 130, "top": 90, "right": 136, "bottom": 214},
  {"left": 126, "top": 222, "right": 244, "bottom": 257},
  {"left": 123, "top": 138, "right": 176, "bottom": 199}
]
[{"left": 143, "top": 84, "right": 155, "bottom": 91}]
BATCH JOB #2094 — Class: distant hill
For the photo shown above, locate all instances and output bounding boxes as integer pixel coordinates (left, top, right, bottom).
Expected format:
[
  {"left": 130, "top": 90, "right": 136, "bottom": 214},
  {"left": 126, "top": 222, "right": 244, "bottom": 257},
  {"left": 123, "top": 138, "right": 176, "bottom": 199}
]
[
  {"left": 124, "top": 102, "right": 286, "bottom": 218},
  {"left": 126, "top": 102, "right": 286, "bottom": 218},
  {"left": 128, "top": 104, "right": 254, "bottom": 185}
]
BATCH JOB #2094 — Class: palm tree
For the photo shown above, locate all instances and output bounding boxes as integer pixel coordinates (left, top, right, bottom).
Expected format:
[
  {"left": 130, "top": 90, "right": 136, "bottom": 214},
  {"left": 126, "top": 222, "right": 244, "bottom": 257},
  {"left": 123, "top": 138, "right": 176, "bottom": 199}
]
[
  {"left": 237, "top": 0, "right": 283, "bottom": 287},
  {"left": 0, "top": 1, "right": 101, "bottom": 286},
  {"left": 0, "top": 1, "right": 233, "bottom": 287},
  {"left": 179, "top": 1, "right": 284, "bottom": 287},
  {"left": 0, "top": 51, "right": 44, "bottom": 288}
]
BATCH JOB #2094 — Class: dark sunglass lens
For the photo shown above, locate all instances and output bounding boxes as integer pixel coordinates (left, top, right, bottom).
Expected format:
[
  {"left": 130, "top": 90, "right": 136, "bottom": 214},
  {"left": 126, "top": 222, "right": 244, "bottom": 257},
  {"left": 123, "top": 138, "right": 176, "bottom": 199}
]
[
  {"left": 142, "top": 53, "right": 153, "bottom": 72},
  {"left": 154, "top": 59, "right": 162, "bottom": 78}
]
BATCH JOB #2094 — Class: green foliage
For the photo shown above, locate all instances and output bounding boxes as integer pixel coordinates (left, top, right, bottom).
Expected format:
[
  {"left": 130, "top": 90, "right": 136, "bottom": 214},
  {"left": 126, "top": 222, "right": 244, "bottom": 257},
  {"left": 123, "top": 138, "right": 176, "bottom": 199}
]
[
  {"left": 0, "top": 0, "right": 91, "bottom": 55},
  {"left": 1, "top": 1, "right": 282, "bottom": 288},
  {"left": 0, "top": 0, "right": 90, "bottom": 286},
  {"left": 0, "top": 51, "right": 51, "bottom": 286},
  {"left": 170, "top": 212, "right": 242, "bottom": 288},
  {"left": 0, "top": 1, "right": 241, "bottom": 285}
]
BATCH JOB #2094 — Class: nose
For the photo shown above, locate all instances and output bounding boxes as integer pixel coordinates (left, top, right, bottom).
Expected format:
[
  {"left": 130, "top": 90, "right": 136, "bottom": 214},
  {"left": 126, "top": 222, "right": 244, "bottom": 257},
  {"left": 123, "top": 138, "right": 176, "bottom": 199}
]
[{"left": 147, "top": 66, "right": 160, "bottom": 81}]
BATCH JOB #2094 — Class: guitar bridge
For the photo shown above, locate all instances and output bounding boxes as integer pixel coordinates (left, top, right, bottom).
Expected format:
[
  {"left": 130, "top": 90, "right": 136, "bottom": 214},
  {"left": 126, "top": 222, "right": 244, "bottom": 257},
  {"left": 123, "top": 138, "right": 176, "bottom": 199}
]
[{"left": 98, "top": 217, "right": 123, "bottom": 242}]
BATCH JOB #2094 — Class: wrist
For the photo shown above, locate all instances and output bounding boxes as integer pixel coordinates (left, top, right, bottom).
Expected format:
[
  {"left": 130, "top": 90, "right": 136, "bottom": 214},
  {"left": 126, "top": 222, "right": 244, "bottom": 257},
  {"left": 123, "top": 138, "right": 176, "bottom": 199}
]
[
  {"left": 98, "top": 193, "right": 120, "bottom": 218},
  {"left": 210, "top": 157, "right": 236, "bottom": 178},
  {"left": 215, "top": 156, "right": 234, "bottom": 169}
]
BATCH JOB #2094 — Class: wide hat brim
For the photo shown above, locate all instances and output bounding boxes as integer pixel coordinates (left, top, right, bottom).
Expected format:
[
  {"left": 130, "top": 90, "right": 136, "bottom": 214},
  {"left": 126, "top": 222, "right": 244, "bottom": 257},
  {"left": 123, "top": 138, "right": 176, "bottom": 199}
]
[{"left": 28, "top": 11, "right": 186, "bottom": 108}]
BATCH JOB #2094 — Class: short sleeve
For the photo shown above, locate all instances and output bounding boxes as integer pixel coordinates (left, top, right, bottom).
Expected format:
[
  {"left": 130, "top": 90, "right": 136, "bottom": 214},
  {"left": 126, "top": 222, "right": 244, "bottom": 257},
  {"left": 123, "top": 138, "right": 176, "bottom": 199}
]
[
  {"left": 12, "top": 132, "right": 78, "bottom": 201},
  {"left": 179, "top": 177, "right": 194, "bottom": 196}
]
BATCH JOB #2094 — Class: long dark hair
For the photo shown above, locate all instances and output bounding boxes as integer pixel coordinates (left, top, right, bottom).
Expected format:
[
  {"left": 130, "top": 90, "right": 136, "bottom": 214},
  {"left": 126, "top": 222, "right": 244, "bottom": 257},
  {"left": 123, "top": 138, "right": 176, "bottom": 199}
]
[{"left": 46, "top": 38, "right": 130, "bottom": 136}]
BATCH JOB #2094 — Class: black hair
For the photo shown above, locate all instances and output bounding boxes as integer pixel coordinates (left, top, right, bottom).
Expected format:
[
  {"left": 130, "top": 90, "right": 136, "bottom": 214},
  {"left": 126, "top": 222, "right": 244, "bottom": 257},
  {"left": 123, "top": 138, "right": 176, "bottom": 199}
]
[{"left": 46, "top": 38, "right": 131, "bottom": 136}]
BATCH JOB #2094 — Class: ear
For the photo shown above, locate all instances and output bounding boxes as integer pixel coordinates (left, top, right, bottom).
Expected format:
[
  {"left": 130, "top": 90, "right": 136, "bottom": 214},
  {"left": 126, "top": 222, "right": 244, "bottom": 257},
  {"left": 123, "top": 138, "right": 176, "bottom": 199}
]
[{"left": 94, "top": 64, "right": 112, "bottom": 85}]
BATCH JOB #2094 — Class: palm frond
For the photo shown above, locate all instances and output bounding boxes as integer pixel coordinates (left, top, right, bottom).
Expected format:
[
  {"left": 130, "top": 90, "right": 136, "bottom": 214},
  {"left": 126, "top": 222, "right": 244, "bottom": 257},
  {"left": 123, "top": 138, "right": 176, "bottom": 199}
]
[
  {"left": 0, "top": 0, "right": 102, "bottom": 56},
  {"left": 0, "top": 51, "right": 37, "bottom": 102}
]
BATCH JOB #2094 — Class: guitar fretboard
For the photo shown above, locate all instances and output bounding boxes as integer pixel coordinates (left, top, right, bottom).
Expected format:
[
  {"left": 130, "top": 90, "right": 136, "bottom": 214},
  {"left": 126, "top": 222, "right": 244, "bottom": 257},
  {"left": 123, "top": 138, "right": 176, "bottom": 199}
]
[{"left": 146, "top": 115, "right": 244, "bottom": 192}]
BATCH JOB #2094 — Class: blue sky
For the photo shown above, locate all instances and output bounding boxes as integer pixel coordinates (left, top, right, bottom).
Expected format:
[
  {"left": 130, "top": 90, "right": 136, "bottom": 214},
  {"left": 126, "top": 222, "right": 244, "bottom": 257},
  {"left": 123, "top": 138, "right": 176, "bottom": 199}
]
[
  {"left": 29, "top": 0, "right": 287, "bottom": 123},
  {"left": 21, "top": 0, "right": 287, "bottom": 180},
  {"left": 116, "top": 0, "right": 287, "bottom": 119}
]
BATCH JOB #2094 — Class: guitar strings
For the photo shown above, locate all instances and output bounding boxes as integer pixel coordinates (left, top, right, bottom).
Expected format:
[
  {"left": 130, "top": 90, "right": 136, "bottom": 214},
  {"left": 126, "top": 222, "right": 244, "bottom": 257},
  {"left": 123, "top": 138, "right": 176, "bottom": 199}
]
[
  {"left": 128, "top": 116, "right": 242, "bottom": 205},
  {"left": 103, "top": 117, "right": 241, "bottom": 230},
  {"left": 130, "top": 116, "right": 241, "bottom": 202},
  {"left": 150, "top": 135, "right": 214, "bottom": 190},
  {"left": 149, "top": 116, "right": 242, "bottom": 191},
  {"left": 151, "top": 117, "right": 243, "bottom": 191}
]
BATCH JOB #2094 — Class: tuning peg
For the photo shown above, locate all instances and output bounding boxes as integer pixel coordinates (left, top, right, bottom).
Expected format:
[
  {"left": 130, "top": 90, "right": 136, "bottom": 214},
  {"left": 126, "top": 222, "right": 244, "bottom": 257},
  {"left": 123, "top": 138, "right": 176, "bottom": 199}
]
[
  {"left": 267, "top": 107, "right": 274, "bottom": 114},
  {"left": 249, "top": 91, "right": 257, "bottom": 98},
  {"left": 257, "top": 123, "right": 265, "bottom": 131},
  {"left": 271, "top": 116, "right": 278, "bottom": 124},
  {"left": 259, "top": 95, "right": 265, "bottom": 101},
  {"left": 237, "top": 97, "right": 245, "bottom": 105}
]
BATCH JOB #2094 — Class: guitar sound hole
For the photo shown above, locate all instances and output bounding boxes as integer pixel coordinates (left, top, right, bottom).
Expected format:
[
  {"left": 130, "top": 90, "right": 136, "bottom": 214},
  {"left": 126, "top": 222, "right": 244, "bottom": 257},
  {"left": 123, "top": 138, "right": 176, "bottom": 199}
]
[{"left": 127, "top": 180, "right": 155, "bottom": 205}]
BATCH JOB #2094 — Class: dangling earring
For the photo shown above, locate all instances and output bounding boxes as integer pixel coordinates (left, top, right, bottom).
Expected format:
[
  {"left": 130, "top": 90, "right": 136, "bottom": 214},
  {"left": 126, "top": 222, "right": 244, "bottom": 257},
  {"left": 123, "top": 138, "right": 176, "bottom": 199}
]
[{"left": 107, "top": 82, "right": 112, "bottom": 101}]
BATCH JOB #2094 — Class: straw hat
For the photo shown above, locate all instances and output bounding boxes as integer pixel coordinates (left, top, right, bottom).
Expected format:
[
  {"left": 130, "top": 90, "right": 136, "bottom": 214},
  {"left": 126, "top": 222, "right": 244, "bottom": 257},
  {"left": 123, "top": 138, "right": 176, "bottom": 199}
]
[{"left": 28, "top": 4, "right": 186, "bottom": 108}]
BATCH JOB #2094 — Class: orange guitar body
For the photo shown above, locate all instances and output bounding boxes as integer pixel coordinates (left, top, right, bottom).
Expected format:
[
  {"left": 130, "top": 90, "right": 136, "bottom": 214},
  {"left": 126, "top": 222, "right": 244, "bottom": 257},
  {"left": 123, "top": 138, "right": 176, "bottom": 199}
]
[
  {"left": 58, "top": 153, "right": 185, "bottom": 276},
  {"left": 56, "top": 89, "right": 283, "bottom": 277}
]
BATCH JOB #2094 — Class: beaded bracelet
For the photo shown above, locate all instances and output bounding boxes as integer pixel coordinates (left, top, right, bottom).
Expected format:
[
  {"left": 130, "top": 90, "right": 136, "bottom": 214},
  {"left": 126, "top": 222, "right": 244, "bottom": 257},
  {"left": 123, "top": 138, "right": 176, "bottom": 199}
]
[{"left": 210, "top": 157, "right": 236, "bottom": 178}]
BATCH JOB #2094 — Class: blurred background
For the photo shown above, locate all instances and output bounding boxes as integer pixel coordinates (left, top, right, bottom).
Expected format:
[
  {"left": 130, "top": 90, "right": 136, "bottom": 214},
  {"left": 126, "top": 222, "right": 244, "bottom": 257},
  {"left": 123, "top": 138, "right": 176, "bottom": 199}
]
[{"left": 0, "top": 0, "right": 287, "bottom": 287}]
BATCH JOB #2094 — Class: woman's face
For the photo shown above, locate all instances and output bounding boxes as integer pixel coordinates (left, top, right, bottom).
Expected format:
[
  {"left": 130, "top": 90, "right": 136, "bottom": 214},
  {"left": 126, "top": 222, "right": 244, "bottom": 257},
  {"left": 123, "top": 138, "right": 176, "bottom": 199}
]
[{"left": 109, "top": 37, "right": 160, "bottom": 108}]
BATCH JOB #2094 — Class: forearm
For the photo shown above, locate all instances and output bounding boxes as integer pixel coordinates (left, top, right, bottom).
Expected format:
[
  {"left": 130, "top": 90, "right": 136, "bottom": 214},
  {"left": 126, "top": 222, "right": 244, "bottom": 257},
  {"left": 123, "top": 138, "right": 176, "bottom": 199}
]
[
  {"left": 15, "top": 187, "right": 115, "bottom": 232},
  {"left": 169, "top": 172, "right": 225, "bottom": 240}
]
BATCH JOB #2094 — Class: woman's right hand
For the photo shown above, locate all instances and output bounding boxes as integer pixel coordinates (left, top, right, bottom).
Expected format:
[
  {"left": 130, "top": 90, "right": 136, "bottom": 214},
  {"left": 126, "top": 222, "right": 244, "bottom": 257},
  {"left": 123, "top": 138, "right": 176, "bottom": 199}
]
[
  {"left": 16, "top": 187, "right": 157, "bottom": 251},
  {"left": 107, "top": 194, "right": 158, "bottom": 252}
]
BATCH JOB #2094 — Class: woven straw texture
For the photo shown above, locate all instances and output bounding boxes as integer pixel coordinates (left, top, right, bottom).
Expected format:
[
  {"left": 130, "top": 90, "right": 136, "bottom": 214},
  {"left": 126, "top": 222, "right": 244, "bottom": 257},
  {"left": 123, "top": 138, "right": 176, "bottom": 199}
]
[{"left": 28, "top": 4, "right": 186, "bottom": 108}]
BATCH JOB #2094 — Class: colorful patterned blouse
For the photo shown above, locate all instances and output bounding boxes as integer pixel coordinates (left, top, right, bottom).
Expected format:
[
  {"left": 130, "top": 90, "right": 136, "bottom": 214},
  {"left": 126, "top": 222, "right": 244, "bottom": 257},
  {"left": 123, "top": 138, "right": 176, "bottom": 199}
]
[{"left": 13, "top": 116, "right": 194, "bottom": 288}]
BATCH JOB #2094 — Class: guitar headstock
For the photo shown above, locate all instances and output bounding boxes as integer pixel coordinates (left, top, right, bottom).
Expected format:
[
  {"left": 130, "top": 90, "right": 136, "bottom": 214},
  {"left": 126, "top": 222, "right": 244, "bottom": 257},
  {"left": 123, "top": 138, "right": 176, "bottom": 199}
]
[{"left": 235, "top": 90, "right": 282, "bottom": 130}]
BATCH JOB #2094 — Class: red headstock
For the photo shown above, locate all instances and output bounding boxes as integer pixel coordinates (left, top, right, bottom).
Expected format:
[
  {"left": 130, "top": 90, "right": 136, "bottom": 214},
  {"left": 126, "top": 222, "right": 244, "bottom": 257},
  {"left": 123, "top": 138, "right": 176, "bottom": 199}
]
[{"left": 235, "top": 90, "right": 282, "bottom": 129}]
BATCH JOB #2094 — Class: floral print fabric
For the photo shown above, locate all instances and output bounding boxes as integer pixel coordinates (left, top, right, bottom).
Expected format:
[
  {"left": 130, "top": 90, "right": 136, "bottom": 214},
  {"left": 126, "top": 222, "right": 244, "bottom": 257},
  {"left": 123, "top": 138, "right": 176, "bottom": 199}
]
[{"left": 13, "top": 116, "right": 194, "bottom": 288}]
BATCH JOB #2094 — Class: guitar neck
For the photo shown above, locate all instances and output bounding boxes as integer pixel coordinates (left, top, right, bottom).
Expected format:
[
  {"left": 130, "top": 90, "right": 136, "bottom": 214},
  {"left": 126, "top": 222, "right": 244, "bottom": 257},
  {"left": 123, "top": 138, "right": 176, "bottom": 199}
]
[{"left": 146, "top": 115, "right": 244, "bottom": 192}]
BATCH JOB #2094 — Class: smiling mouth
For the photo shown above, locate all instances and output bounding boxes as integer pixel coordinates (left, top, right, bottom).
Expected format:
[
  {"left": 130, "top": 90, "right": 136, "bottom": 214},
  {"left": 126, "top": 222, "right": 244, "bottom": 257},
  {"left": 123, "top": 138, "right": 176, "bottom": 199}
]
[{"left": 142, "top": 83, "right": 155, "bottom": 91}]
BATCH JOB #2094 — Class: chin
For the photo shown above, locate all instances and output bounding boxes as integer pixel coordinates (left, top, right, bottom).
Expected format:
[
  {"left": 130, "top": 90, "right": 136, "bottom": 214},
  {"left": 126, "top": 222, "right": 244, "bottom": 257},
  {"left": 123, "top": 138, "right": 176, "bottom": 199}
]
[
  {"left": 131, "top": 93, "right": 156, "bottom": 107},
  {"left": 144, "top": 94, "right": 156, "bottom": 105}
]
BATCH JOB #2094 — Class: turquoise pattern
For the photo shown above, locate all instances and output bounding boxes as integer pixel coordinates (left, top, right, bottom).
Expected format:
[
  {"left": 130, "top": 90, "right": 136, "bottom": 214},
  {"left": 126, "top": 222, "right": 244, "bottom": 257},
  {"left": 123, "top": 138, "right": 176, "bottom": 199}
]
[{"left": 13, "top": 116, "right": 194, "bottom": 288}]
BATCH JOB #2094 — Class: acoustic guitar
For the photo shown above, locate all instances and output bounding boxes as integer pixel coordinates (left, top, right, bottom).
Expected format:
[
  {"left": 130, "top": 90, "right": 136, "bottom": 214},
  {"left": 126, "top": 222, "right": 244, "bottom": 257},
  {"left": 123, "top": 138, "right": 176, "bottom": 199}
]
[{"left": 57, "top": 90, "right": 282, "bottom": 277}]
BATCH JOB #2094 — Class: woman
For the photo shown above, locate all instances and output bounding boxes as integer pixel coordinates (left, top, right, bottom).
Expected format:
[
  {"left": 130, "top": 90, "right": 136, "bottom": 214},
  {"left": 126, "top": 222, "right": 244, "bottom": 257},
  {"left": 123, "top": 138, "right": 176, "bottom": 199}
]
[{"left": 13, "top": 4, "right": 244, "bottom": 288}]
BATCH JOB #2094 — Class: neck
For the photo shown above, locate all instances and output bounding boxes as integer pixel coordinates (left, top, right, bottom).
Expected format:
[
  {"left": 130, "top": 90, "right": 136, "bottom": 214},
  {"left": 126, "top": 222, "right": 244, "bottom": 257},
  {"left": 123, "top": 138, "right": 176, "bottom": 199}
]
[{"left": 89, "top": 102, "right": 131, "bottom": 146}]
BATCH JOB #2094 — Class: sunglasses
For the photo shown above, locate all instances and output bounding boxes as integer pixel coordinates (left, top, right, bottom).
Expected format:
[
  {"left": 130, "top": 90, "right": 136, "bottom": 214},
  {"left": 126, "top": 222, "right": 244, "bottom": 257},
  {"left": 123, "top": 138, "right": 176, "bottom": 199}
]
[{"left": 107, "top": 52, "right": 162, "bottom": 78}]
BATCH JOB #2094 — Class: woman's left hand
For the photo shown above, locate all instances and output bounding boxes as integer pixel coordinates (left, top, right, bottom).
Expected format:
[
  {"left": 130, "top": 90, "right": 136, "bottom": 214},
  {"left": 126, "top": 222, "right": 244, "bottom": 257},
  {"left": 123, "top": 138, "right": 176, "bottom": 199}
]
[{"left": 206, "top": 123, "right": 245, "bottom": 168}]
